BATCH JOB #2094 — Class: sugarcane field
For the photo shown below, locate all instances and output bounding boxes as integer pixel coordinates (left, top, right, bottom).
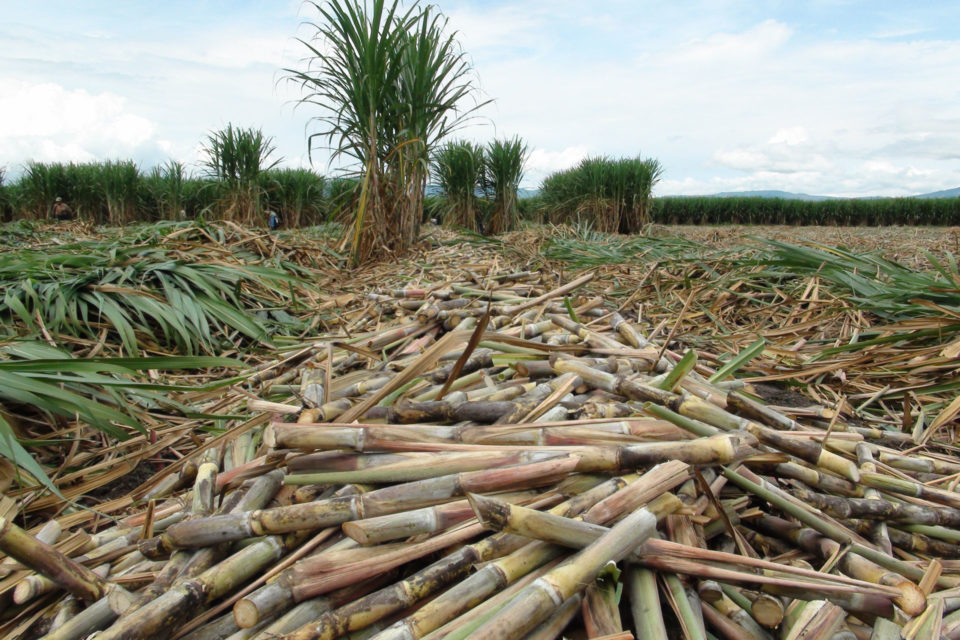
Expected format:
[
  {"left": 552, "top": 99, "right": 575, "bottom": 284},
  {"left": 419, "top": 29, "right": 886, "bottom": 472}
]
[{"left": 4, "top": 2, "right": 960, "bottom": 640}]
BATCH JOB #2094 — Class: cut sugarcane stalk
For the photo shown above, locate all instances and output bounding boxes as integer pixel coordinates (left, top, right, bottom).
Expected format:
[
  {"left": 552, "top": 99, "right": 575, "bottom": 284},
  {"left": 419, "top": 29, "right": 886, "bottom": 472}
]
[
  {"left": 0, "top": 517, "right": 106, "bottom": 605},
  {"left": 461, "top": 505, "right": 658, "bottom": 640},
  {"left": 161, "top": 457, "right": 579, "bottom": 549}
]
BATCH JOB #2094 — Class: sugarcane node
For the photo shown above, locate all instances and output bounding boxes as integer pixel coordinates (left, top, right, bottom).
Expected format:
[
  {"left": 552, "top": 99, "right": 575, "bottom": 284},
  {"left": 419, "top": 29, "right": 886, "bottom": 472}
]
[
  {"left": 163, "top": 512, "right": 254, "bottom": 548},
  {"left": 9, "top": 254, "right": 960, "bottom": 638},
  {"left": 0, "top": 516, "right": 105, "bottom": 604}
]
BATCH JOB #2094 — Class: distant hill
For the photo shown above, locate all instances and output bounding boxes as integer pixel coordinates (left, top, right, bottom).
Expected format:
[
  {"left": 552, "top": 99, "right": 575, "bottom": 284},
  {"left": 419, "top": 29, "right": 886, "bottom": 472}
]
[
  {"left": 711, "top": 190, "right": 834, "bottom": 201},
  {"left": 518, "top": 188, "right": 540, "bottom": 199},
  {"left": 678, "top": 187, "right": 960, "bottom": 200},
  {"left": 425, "top": 185, "right": 542, "bottom": 199},
  {"left": 915, "top": 187, "right": 960, "bottom": 199},
  {"left": 428, "top": 184, "right": 960, "bottom": 200}
]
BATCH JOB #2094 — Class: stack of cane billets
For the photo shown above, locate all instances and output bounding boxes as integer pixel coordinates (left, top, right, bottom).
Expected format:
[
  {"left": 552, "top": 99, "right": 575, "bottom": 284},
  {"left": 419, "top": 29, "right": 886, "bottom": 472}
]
[{"left": 2, "top": 269, "right": 960, "bottom": 640}]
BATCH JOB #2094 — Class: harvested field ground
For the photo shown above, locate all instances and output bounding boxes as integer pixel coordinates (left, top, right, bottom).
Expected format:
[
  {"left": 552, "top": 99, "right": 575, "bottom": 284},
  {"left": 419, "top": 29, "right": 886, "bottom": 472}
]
[
  {"left": 1, "top": 221, "right": 959, "bottom": 639},
  {"left": 653, "top": 223, "right": 960, "bottom": 266}
]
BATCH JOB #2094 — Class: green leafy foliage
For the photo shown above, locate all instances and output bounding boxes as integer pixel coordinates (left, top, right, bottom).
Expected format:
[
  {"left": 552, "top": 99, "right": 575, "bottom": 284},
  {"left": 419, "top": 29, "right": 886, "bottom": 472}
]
[
  {"left": 3, "top": 159, "right": 347, "bottom": 228},
  {"left": 0, "top": 341, "right": 245, "bottom": 496},
  {"left": 652, "top": 196, "right": 960, "bottom": 226},
  {"left": 261, "top": 168, "right": 329, "bottom": 228},
  {"left": 141, "top": 160, "right": 192, "bottom": 221},
  {"left": 539, "top": 156, "right": 662, "bottom": 233},
  {"left": 433, "top": 141, "right": 485, "bottom": 231},
  {"left": 484, "top": 137, "right": 528, "bottom": 235},
  {"left": 0, "top": 236, "right": 314, "bottom": 355},
  {"left": 100, "top": 160, "right": 141, "bottom": 225},
  {"left": 0, "top": 166, "right": 11, "bottom": 222},
  {"left": 432, "top": 137, "right": 528, "bottom": 235},
  {"left": 541, "top": 222, "right": 712, "bottom": 268},
  {"left": 0, "top": 219, "right": 324, "bottom": 493},
  {"left": 202, "top": 124, "right": 280, "bottom": 225},
  {"left": 287, "top": 0, "right": 487, "bottom": 264},
  {"left": 759, "top": 240, "right": 960, "bottom": 320}
]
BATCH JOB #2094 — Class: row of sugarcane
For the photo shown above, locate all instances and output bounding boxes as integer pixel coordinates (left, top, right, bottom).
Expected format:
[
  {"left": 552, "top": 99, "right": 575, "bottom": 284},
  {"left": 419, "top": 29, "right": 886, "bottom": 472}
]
[
  {"left": 2, "top": 268, "right": 960, "bottom": 639},
  {"left": 650, "top": 195, "right": 960, "bottom": 226}
]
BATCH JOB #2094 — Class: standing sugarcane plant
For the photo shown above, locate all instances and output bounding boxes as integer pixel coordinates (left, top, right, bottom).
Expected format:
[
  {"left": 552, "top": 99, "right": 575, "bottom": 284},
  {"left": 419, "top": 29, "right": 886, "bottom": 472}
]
[
  {"left": 576, "top": 156, "right": 616, "bottom": 233},
  {"left": 261, "top": 168, "right": 329, "bottom": 228},
  {"left": 202, "top": 124, "right": 280, "bottom": 226},
  {"left": 484, "top": 136, "right": 527, "bottom": 235},
  {"left": 143, "top": 160, "right": 186, "bottom": 221},
  {"left": 288, "top": 0, "right": 487, "bottom": 266},
  {"left": 433, "top": 141, "right": 484, "bottom": 231},
  {"left": 618, "top": 156, "right": 662, "bottom": 233},
  {"left": 538, "top": 155, "right": 662, "bottom": 234},
  {"left": 20, "top": 162, "right": 70, "bottom": 219},
  {"left": 100, "top": 160, "right": 141, "bottom": 225},
  {"left": 0, "top": 167, "right": 7, "bottom": 222}
]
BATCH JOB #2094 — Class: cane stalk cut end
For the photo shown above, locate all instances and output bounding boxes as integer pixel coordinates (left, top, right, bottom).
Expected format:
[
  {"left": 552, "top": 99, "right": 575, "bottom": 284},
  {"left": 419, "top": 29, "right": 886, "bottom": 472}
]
[
  {"left": 467, "top": 492, "right": 511, "bottom": 530},
  {"left": 894, "top": 580, "right": 927, "bottom": 617}
]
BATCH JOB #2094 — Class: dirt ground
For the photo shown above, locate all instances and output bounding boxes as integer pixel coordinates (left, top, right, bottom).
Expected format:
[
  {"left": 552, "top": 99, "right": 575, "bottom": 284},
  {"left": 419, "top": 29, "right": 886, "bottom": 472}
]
[{"left": 651, "top": 224, "right": 960, "bottom": 267}]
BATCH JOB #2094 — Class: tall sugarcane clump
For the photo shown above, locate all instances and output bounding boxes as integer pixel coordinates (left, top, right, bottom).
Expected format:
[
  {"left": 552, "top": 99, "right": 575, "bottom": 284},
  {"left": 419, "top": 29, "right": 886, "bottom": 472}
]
[
  {"left": 484, "top": 136, "right": 528, "bottom": 235},
  {"left": 540, "top": 155, "right": 662, "bottom": 233},
  {"left": 4, "top": 266, "right": 960, "bottom": 640},
  {"left": 287, "top": 0, "right": 487, "bottom": 265},
  {"left": 433, "top": 141, "right": 485, "bottom": 232}
]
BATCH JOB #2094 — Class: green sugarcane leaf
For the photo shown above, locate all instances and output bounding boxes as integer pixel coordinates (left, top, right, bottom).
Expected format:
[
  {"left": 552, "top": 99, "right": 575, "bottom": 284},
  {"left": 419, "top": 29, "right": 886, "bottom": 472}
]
[
  {"left": 657, "top": 349, "right": 698, "bottom": 392},
  {"left": 86, "top": 292, "right": 139, "bottom": 356},
  {"left": 0, "top": 371, "right": 139, "bottom": 436},
  {"left": 200, "top": 295, "right": 270, "bottom": 341},
  {"left": 709, "top": 338, "right": 766, "bottom": 383},
  {"left": 3, "top": 291, "right": 36, "bottom": 330},
  {"left": 0, "top": 414, "right": 65, "bottom": 500},
  {"left": 563, "top": 296, "right": 580, "bottom": 323},
  {"left": 0, "top": 354, "right": 242, "bottom": 372}
]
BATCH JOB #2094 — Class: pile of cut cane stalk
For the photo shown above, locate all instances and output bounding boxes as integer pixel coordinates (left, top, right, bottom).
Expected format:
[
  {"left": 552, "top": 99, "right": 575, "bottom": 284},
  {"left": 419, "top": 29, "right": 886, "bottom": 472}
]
[{"left": 3, "top": 268, "right": 960, "bottom": 640}]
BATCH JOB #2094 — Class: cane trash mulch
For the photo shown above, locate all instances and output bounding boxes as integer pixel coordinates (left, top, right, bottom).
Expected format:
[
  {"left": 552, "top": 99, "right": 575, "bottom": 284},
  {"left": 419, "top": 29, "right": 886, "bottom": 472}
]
[{"left": 3, "top": 244, "right": 960, "bottom": 640}]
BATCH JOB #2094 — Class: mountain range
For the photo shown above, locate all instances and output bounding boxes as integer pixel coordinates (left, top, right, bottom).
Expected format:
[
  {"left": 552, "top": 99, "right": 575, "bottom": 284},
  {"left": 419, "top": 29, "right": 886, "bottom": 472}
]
[
  {"left": 431, "top": 186, "right": 960, "bottom": 200},
  {"left": 698, "top": 187, "right": 960, "bottom": 200}
]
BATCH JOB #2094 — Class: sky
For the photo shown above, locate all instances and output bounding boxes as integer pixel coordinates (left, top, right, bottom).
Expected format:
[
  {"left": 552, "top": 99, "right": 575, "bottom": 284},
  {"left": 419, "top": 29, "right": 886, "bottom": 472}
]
[{"left": 1, "top": 1, "right": 959, "bottom": 197}]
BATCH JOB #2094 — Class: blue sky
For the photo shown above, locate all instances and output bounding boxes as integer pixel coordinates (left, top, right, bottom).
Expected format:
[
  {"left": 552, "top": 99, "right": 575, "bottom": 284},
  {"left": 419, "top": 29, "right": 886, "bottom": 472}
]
[{"left": 1, "top": 1, "right": 958, "bottom": 196}]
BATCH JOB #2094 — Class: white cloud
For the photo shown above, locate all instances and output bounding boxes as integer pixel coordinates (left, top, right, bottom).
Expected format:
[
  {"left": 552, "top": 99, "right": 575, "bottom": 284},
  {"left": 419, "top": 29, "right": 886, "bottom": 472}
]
[
  {"left": 163, "top": 31, "right": 299, "bottom": 70},
  {"left": 33, "top": 141, "right": 96, "bottom": 164},
  {"left": 871, "top": 28, "right": 929, "bottom": 39},
  {"left": 446, "top": 3, "right": 548, "bottom": 52},
  {"left": 0, "top": 80, "right": 157, "bottom": 167},
  {"left": 769, "top": 127, "right": 810, "bottom": 146},
  {"left": 526, "top": 146, "right": 590, "bottom": 177},
  {"left": 863, "top": 160, "right": 901, "bottom": 175},
  {"left": 711, "top": 149, "right": 765, "bottom": 172},
  {"left": 660, "top": 159, "right": 959, "bottom": 198},
  {"left": 675, "top": 19, "right": 793, "bottom": 63},
  {"left": 2, "top": 3, "right": 960, "bottom": 198},
  {"left": 712, "top": 134, "right": 833, "bottom": 174}
]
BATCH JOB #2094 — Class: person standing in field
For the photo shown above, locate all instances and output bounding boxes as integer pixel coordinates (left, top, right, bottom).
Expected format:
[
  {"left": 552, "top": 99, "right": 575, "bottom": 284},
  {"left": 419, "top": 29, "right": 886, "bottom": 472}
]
[
  {"left": 267, "top": 210, "right": 281, "bottom": 230},
  {"left": 51, "top": 197, "right": 74, "bottom": 221}
]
